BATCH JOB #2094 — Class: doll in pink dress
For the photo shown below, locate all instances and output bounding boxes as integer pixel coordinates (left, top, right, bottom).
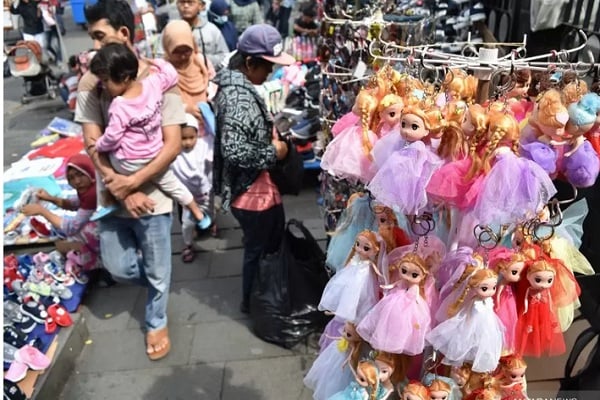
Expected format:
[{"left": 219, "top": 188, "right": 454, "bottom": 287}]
[
  {"left": 357, "top": 253, "right": 433, "bottom": 355},
  {"left": 304, "top": 322, "right": 364, "bottom": 400},
  {"left": 319, "top": 230, "right": 385, "bottom": 323},
  {"left": 320, "top": 90, "right": 379, "bottom": 184},
  {"left": 426, "top": 103, "right": 490, "bottom": 210},
  {"left": 514, "top": 255, "right": 580, "bottom": 357},
  {"left": 426, "top": 266, "right": 504, "bottom": 373},
  {"left": 495, "top": 355, "right": 528, "bottom": 400},
  {"left": 375, "top": 94, "right": 404, "bottom": 138},
  {"left": 505, "top": 69, "right": 534, "bottom": 123},
  {"left": 489, "top": 248, "right": 528, "bottom": 354},
  {"left": 368, "top": 104, "right": 444, "bottom": 216}
]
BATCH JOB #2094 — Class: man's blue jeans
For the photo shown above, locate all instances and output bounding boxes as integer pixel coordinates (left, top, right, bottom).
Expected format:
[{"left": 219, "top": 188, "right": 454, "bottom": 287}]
[{"left": 99, "top": 213, "right": 172, "bottom": 331}]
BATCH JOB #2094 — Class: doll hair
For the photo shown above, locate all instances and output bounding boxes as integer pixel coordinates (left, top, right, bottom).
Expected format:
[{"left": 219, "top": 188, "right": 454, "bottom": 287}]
[
  {"left": 355, "top": 90, "right": 381, "bottom": 157},
  {"left": 344, "top": 322, "right": 366, "bottom": 369},
  {"left": 374, "top": 94, "right": 404, "bottom": 134},
  {"left": 466, "top": 111, "right": 519, "bottom": 179},
  {"left": 531, "top": 89, "right": 569, "bottom": 129},
  {"left": 498, "top": 354, "right": 527, "bottom": 375},
  {"left": 427, "top": 379, "right": 452, "bottom": 394},
  {"left": 492, "top": 252, "right": 528, "bottom": 274},
  {"left": 465, "top": 103, "right": 490, "bottom": 153},
  {"left": 562, "top": 79, "right": 588, "bottom": 105},
  {"left": 403, "top": 381, "right": 430, "bottom": 400},
  {"left": 374, "top": 351, "right": 409, "bottom": 385},
  {"left": 402, "top": 104, "right": 446, "bottom": 135},
  {"left": 444, "top": 70, "right": 478, "bottom": 104},
  {"left": 526, "top": 258, "right": 556, "bottom": 277},
  {"left": 447, "top": 267, "right": 498, "bottom": 318},
  {"left": 528, "top": 70, "right": 554, "bottom": 98},
  {"left": 377, "top": 207, "right": 400, "bottom": 252},
  {"left": 356, "top": 360, "right": 381, "bottom": 400},
  {"left": 569, "top": 92, "right": 600, "bottom": 128},
  {"left": 391, "top": 252, "right": 430, "bottom": 298},
  {"left": 464, "top": 387, "right": 501, "bottom": 400},
  {"left": 344, "top": 230, "right": 381, "bottom": 266},
  {"left": 438, "top": 120, "right": 467, "bottom": 161}
]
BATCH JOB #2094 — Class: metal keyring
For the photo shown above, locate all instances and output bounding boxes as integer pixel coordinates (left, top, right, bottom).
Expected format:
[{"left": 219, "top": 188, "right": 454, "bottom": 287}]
[
  {"left": 473, "top": 224, "right": 500, "bottom": 250},
  {"left": 410, "top": 213, "right": 435, "bottom": 237}
]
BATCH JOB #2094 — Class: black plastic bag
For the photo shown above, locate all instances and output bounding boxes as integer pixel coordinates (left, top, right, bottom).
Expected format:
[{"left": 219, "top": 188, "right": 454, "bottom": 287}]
[
  {"left": 269, "top": 136, "right": 304, "bottom": 196},
  {"left": 250, "top": 219, "right": 330, "bottom": 348}
]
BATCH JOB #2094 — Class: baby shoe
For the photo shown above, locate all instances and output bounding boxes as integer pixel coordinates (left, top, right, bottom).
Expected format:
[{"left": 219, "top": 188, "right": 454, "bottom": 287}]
[
  {"left": 5, "top": 361, "right": 28, "bottom": 383},
  {"left": 4, "top": 379, "right": 27, "bottom": 400},
  {"left": 15, "top": 344, "right": 51, "bottom": 370},
  {"left": 48, "top": 304, "right": 73, "bottom": 327},
  {"left": 20, "top": 301, "right": 48, "bottom": 324}
]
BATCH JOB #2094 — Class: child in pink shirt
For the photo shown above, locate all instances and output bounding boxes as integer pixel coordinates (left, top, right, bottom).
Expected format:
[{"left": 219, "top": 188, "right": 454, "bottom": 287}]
[{"left": 90, "top": 43, "right": 207, "bottom": 224}]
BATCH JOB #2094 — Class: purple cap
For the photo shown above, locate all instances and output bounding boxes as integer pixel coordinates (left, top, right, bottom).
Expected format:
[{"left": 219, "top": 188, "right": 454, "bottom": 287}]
[{"left": 237, "top": 24, "right": 295, "bottom": 65}]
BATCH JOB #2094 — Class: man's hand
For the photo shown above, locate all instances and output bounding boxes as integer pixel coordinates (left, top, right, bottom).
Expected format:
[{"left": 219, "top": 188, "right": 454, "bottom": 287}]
[
  {"left": 123, "top": 192, "right": 156, "bottom": 218},
  {"left": 104, "top": 173, "right": 139, "bottom": 200},
  {"left": 21, "top": 203, "right": 45, "bottom": 216},
  {"left": 35, "top": 189, "right": 51, "bottom": 201}
]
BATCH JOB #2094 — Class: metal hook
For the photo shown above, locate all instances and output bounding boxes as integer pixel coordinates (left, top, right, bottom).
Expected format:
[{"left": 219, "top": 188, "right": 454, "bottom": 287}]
[
  {"left": 557, "top": 183, "right": 578, "bottom": 205},
  {"left": 473, "top": 224, "right": 502, "bottom": 250}
]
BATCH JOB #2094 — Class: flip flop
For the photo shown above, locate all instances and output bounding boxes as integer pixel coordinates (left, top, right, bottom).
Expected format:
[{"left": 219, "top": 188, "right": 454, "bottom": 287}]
[
  {"left": 146, "top": 326, "right": 171, "bottom": 361},
  {"left": 181, "top": 247, "right": 195, "bottom": 263}
]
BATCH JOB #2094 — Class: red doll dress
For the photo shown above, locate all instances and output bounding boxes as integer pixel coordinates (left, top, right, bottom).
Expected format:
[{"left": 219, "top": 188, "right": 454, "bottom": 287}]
[
  {"left": 515, "top": 288, "right": 565, "bottom": 357},
  {"left": 500, "top": 382, "right": 527, "bottom": 400}
]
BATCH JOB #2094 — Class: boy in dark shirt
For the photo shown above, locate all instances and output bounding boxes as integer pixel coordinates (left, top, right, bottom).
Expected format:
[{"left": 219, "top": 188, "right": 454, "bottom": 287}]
[{"left": 292, "top": 5, "right": 318, "bottom": 37}]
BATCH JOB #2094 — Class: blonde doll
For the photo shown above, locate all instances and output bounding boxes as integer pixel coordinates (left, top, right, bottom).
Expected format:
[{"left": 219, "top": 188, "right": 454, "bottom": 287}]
[
  {"left": 375, "top": 94, "right": 404, "bottom": 138},
  {"left": 357, "top": 253, "right": 433, "bottom": 355},
  {"left": 496, "top": 355, "right": 528, "bottom": 400},
  {"left": 472, "top": 111, "right": 556, "bottom": 225},
  {"left": 319, "top": 230, "right": 385, "bottom": 323},
  {"left": 426, "top": 267, "right": 504, "bottom": 373},
  {"left": 305, "top": 322, "right": 365, "bottom": 400},
  {"left": 401, "top": 381, "right": 430, "bottom": 400},
  {"left": 375, "top": 205, "right": 411, "bottom": 253},
  {"left": 488, "top": 248, "right": 528, "bottom": 354},
  {"left": 444, "top": 69, "right": 478, "bottom": 104},
  {"left": 374, "top": 351, "right": 409, "bottom": 399},
  {"left": 450, "top": 363, "right": 486, "bottom": 398},
  {"left": 321, "top": 90, "right": 379, "bottom": 184},
  {"left": 368, "top": 104, "right": 444, "bottom": 216},
  {"left": 463, "top": 388, "right": 502, "bottom": 400},
  {"left": 427, "top": 379, "right": 452, "bottom": 400},
  {"left": 437, "top": 100, "right": 469, "bottom": 161},
  {"left": 514, "top": 257, "right": 579, "bottom": 357},
  {"left": 329, "top": 359, "right": 387, "bottom": 400}
]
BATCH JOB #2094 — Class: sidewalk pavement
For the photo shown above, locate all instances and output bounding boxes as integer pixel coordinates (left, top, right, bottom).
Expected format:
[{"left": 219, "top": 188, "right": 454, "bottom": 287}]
[{"left": 59, "top": 184, "right": 325, "bottom": 400}]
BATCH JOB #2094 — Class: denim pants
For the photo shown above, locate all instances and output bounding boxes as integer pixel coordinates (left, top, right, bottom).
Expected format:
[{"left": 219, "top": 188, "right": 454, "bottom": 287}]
[
  {"left": 99, "top": 213, "right": 172, "bottom": 331},
  {"left": 231, "top": 204, "right": 285, "bottom": 303}
]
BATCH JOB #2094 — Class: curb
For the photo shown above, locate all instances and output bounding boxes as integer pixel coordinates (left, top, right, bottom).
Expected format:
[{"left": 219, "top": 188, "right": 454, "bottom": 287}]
[{"left": 32, "top": 313, "right": 89, "bottom": 400}]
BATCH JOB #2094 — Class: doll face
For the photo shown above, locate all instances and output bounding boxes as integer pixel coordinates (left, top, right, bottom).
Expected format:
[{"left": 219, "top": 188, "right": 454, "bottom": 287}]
[
  {"left": 462, "top": 111, "right": 475, "bottom": 136},
  {"left": 400, "top": 261, "right": 426, "bottom": 285},
  {"left": 354, "top": 235, "right": 378, "bottom": 260},
  {"left": 527, "top": 270, "right": 554, "bottom": 289},
  {"left": 401, "top": 113, "right": 429, "bottom": 142},
  {"left": 430, "top": 390, "right": 450, "bottom": 400},
  {"left": 506, "top": 367, "right": 526, "bottom": 383},
  {"left": 501, "top": 261, "right": 525, "bottom": 283},
  {"left": 356, "top": 368, "right": 370, "bottom": 388},
  {"left": 374, "top": 359, "right": 393, "bottom": 383},
  {"left": 475, "top": 277, "right": 498, "bottom": 298},
  {"left": 381, "top": 103, "right": 403, "bottom": 127},
  {"left": 508, "top": 79, "right": 531, "bottom": 98},
  {"left": 565, "top": 119, "right": 594, "bottom": 136},
  {"left": 343, "top": 322, "right": 359, "bottom": 341},
  {"left": 377, "top": 211, "right": 396, "bottom": 228},
  {"left": 404, "top": 392, "right": 424, "bottom": 400}
]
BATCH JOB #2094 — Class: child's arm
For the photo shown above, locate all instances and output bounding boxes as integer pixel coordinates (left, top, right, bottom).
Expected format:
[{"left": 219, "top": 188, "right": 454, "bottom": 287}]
[
  {"left": 146, "top": 59, "right": 178, "bottom": 92},
  {"left": 94, "top": 106, "right": 127, "bottom": 153},
  {"left": 36, "top": 189, "right": 78, "bottom": 211}
]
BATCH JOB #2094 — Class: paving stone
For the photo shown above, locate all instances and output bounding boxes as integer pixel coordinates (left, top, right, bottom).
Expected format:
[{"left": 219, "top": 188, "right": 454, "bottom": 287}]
[
  {"left": 209, "top": 249, "right": 243, "bottom": 278},
  {"left": 190, "top": 320, "right": 292, "bottom": 364},
  {"left": 74, "top": 324, "right": 196, "bottom": 374},
  {"left": 127, "top": 277, "right": 246, "bottom": 329},
  {"left": 61, "top": 363, "right": 225, "bottom": 400},
  {"left": 171, "top": 251, "right": 212, "bottom": 282},
  {"left": 80, "top": 285, "right": 142, "bottom": 333},
  {"left": 221, "top": 355, "right": 315, "bottom": 400}
]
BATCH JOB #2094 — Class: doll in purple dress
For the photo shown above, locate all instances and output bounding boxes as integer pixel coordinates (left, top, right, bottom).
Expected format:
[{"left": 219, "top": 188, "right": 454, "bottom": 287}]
[{"left": 368, "top": 104, "right": 444, "bottom": 216}]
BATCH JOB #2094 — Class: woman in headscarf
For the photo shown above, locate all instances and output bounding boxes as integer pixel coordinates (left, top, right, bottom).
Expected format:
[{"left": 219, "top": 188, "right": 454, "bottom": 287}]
[
  {"left": 209, "top": 0, "right": 239, "bottom": 51},
  {"left": 21, "top": 154, "right": 102, "bottom": 273},
  {"left": 162, "top": 20, "right": 215, "bottom": 122}
]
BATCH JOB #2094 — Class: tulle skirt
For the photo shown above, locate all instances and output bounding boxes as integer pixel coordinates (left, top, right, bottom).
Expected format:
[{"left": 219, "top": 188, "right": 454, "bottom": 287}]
[
  {"left": 367, "top": 142, "right": 442, "bottom": 215},
  {"left": 473, "top": 151, "right": 557, "bottom": 225},
  {"left": 515, "top": 298, "right": 566, "bottom": 357},
  {"left": 304, "top": 341, "right": 354, "bottom": 400},
  {"left": 426, "top": 157, "right": 484, "bottom": 210},
  {"left": 357, "top": 286, "right": 431, "bottom": 355},
  {"left": 495, "top": 286, "right": 518, "bottom": 354},
  {"left": 426, "top": 301, "right": 504, "bottom": 372},
  {"left": 319, "top": 317, "right": 346, "bottom": 354},
  {"left": 320, "top": 125, "right": 377, "bottom": 184},
  {"left": 318, "top": 259, "right": 379, "bottom": 323}
]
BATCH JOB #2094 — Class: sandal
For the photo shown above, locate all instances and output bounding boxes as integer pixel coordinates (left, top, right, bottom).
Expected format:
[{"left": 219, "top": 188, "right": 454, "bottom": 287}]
[
  {"left": 146, "top": 326, "right": 171, "bottom": 361},
  {"left": 181, "top": 246, "right": 195, "bottom": 263}
]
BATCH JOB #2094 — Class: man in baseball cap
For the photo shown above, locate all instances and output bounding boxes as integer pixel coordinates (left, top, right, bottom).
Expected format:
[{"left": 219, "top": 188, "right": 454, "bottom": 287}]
[{"left": 237, "top": 23, "right": 295, "bottom": 66}]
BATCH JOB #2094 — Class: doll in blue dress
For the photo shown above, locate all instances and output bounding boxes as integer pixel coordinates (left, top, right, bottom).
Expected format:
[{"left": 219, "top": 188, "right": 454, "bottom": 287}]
[{"left": 328, "top": 359, "right": 388, "bottom": 400}]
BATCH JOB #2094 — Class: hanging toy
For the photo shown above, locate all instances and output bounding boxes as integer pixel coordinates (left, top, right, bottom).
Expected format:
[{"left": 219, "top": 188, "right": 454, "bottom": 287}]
[
  {"left": 495, "top": 355, "right": 528, "bottom": 400},
  {"left": 328, "top": 359, "right": 387, "bottom": 400}
]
